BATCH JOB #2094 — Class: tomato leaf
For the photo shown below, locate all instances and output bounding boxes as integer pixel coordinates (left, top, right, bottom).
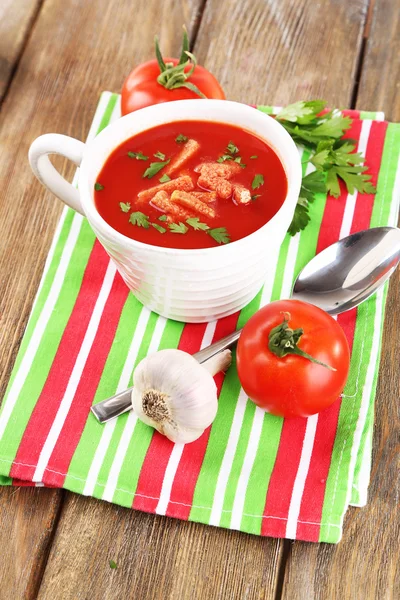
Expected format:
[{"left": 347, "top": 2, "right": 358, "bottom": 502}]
[
  {"left": 129, "top": 211, "right": 150, "bottom": 228},
  {"left": 143, "top": 159, "right": 170, "bottom": 179}
]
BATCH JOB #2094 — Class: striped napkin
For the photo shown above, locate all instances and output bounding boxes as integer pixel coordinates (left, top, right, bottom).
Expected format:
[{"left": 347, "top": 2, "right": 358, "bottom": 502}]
[{"left": 0, "top": 92, "right": 399, "bottom": 543}]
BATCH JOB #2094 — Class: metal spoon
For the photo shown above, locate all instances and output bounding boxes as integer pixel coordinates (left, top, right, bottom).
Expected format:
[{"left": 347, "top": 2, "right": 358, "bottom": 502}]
[{"left": 91, "top": 226, "right": 400, "bottom": 423}]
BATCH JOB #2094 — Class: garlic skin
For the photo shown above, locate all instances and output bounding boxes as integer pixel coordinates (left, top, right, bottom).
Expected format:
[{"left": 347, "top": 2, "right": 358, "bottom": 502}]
[{"left": 131, "top": 348, "right": 231, "bottom": 444}]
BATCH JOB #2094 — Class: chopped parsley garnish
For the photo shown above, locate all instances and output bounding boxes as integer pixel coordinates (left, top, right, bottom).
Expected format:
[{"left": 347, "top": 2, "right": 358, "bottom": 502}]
[
  {"left": 169, "top": 222, "right": 188, "bottom": 234},
  {"left": 234, "top": 157, "right": 246, "bottom": 168},
  {"left": 94, "top": 182, "right": 104, "bottom": 191},
  {"left": 154, "top": 151, "right": 166, "bottom": 160},
  {"left": 109, "top": 560, "right": 117, "bottom": 569},
  {"left": 250, "top": 155, "right": 258, "bottom": 159},
  {"left": 175, "top": 134, "right": 188, "bottom": 143},
  {"left": 252, "top": 174, "right": 264, "bottom": 189},
  {"left": 129, "top": 211, "right": 150, "bottom": 228},
  {"left": 119, "top": 202, "right": 131, "bottom": 213},
  {"left": 158, "top": 214, "right": 167, "bottom": 222},
  {"left": 152, "top": 223, "right": 166, "bottom": 234},
  {"left": 227, "top": 141, "right": 239, "bottom": 155},
  {"left": 217, "top": 154, "right": 234, "bottom": 163},
  {"left": 128, "top": 151, "right": 148, "bottom": 160},
  {"left": 186, "top": 217, "right": 209, "bottom": 231},
  {"left": 207, "top": 227, "right": 231, "bottom": 244},
  {"left": 143, "top": 159, "right": 170, "bottom": 179},
  {"left": 159, "top": 174, "right": 171, "bottom": 183},
  {"left": 251, "top": 194, "right": 261, "bottom": 201}
]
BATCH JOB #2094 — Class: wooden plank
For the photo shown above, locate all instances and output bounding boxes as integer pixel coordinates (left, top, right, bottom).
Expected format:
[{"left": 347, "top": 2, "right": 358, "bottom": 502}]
[
  {"left": 281, "top": 0, "right": 400, "bottom": 597},
  {"left": 38, "top": 494, "right": 282, "bottom": 600},
  {"left": 0, "top": 0, "right": 43, "bottom": 102},
  {"left": 0, "top": 487, "right": 62, "bottom": 599},
  {"left": 0, "top": 1, "right": 203, "bottom": 598},
  {"left": 194, "top": 0, "right": 369, "bottom": 106},
  {"left": 357, "top": 0, "right": 400, "bottom": 121}
]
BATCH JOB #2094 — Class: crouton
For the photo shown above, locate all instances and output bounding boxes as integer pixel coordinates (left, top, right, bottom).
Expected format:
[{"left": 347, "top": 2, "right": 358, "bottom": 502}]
[
  {"left": 197, "top": 173, "right": 233, "bottom": 199},
  {"left": 150, "top": 190, "right": 193, "bottom": 221},
  {"left": 165, "top": 139, "right": 200, "bottom": 176},
  {"left": 170, "top": 190, "right": 216, "bottom": 219},
  {"left": 137, "top": 175, "right": 194, "bottom": 204},
  {"left": 194, "top": 161, "right": 242, "bottom": 179},
  {"left": 232, "top": 183, "right": 252, "bottom": 205}
]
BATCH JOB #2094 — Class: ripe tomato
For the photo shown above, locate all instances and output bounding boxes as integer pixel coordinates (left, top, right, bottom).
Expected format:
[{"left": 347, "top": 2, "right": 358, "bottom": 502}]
[
  {"left": 236, "top": 300, "right": 350, "bottom": 418},
  {"left": 121, "top": 28, "right": 225, "bottom": 115}
]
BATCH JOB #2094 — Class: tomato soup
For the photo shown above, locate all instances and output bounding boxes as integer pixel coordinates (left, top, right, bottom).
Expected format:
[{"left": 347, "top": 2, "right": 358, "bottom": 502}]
[{"left": 94, "top": 121, "right": 288, "bottom": 249}]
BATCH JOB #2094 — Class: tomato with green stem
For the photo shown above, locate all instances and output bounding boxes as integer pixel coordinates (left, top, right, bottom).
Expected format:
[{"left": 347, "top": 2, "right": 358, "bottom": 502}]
[
  {"left": 236, "top": 300, "right": 350, "bottom": 418},
  {"left": 121, "top": 26, "right": 225, "bottom": 115}
]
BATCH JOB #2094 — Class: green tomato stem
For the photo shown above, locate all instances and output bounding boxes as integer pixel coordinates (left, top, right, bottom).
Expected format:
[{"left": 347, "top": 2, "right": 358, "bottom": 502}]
[{"left": 268, "top": 312, "right": 336, "bottom": 371}]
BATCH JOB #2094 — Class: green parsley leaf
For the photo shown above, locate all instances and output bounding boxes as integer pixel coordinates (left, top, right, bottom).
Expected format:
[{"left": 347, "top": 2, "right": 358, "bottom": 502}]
[
  {"left": 250, "top": 155, "right": 258, "bottom": 159},
  {"left": 227, "top": 141, "right": 239, "bottom": 155},
  {"left": 186, "top": 217, "right": 210, "bottom": 231},
  {"left": 169, "top": 222, "right": 188, "bottom": 234},
  {"left": 252, "top": 174, "right": 264, "bottom": 189},
  {"left": 119, "top": 202, "right": 131, "bottom": 213},
  {"left": 288, "top": 203, "right": 311, "bottom": 236},
  {"left": 251, "top": 194, "right": 261, "bottom": 201},
  {"left": 128, "top": 151, "right": 148, "bottom": 160},
  {"left": 277, "top": 100, "right": 326, "bottom": 124},
  {"left": 94, "top": 182, "right": 104, "bottom": 191},
  {"left": 299, "top": 171, "right": 326, "bottom": 203},
  {"left": 217, "top": 154, "right": 234, "bottom": 163},
  {"left": 143, "top": 159, "right": 170, "bottom": 179},
  {"left": 129, "top": 211, "right": 150, "bottom": 228},
  {"left": 152, "top": 223, "right": 166, "bottom": 234},
  {"left": 158, "top": 215, "right": 167, "bottom": 222},
  {"left": 234, "top": 157, "right": 246, "bottom": 167},
  {"left": 154, "top": 151, "right": 166, "bottom": 160},
  {"left": 207, "top": 227, "right": 231, "bottom": 244},
  {"left": 159, "top": 174, "right": 171, "bottom": 183},
  {"left": 175, "top": 134, "right": 188, "bottom": 143},
  {"left": 109, "top": 560, "right": 117, "bottom": 569}
]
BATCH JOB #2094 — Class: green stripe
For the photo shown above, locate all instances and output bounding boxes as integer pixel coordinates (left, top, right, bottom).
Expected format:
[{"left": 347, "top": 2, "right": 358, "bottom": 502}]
[
  {"left": 111, "top": 318, "right": 184, "bottom": 505},
  {"left": 320, "top": 123, "right": 400, "bottom": 542},
  {"left": 0, "top": 220, "right": 95, "bottom": 468},
  {"left": 64, "top": 294, "right": 144, "bottom": 493},
  {"left": 360, "top": 110, "right": 380, "bottom": 120},
  {"left": 97, "top": 93, "right": 119, "bottom": 133}
]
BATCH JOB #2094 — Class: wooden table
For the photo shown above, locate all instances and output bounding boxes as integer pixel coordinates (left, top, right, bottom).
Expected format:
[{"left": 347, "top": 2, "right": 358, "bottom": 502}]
[{"left": 0, "top": 1, "right": 398, "bottom": 598}]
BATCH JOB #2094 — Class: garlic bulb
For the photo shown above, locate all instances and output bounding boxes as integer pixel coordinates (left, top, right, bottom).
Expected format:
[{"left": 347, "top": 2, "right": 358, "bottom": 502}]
[{"left": 131, "top": 348, "right": 232, "bottom": 444}]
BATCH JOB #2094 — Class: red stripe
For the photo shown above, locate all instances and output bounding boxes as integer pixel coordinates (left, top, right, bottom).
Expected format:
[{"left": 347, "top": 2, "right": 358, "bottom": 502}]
[
  {"left": 10, "top": 241, "right": 110, "bottom": 481},
  {"left": 295, "top": 119, "right": 388, "bottom": 541},
  {"left": 260, "top": 115, "right": 366, "bottom": 540},
  {"left": 42, "top": 274, "right": 129, "bottom": 487},
  {"left": 132, "top": 322, "right": 208, "bottom": 513},
  {"left": 165, "top": 312, "right": 240, "bottom": 520}
]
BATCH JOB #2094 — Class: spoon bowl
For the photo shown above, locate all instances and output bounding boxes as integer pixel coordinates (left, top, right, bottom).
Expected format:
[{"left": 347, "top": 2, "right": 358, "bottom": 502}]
[{"left": 292, "top": 227, "right": 400, "bottom": 314}]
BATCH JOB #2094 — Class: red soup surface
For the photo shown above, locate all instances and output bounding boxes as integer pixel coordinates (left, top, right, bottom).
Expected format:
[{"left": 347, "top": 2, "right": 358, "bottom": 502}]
[{"left": 94, "top": 121, "right": 288, "bottom": 249}]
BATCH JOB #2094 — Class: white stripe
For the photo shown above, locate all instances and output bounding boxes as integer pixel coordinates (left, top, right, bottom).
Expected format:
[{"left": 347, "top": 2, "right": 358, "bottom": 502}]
[
  {"left": 83, "top": 307, "right": 152, "bottom": 496},
  {"left": 230, "top": 406, "right": 265, "bottom": 529},
  {"left": 209, "top": 390, "right": 248, "bottom": 525},
  {"left": 0, "top": 213, "right": 84, "bottom": 440},
  {"left": 285, "top": 414, "right": 319, "bottom": 538},
  {"left": 101, "top": 314, "right": 167, "bottom": 502},
  {"left": 375, "top": 111, "right": 385, "bottom": 122},
  {"left": 339, "top": 120, "right": 372, "bottom": 239},
  {"left": 33, "top": 261, "right": 117, "bottom": 481},
  {"left": 155, "top": 321, "right": 217, "bottom": 515}
]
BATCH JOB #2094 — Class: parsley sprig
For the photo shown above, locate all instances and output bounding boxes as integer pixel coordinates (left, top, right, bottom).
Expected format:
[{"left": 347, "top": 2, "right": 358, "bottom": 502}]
[{"left": 276, "top": 100, "right": 376, "bottom": 235}]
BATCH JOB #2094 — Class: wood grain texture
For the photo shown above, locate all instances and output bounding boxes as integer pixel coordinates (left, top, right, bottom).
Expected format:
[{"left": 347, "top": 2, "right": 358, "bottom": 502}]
[
  {"left": 194, "top": 0, "right": 369, "bottom": 106},
  {"left": 38, "top": 494, "right": 282, "bottom": 600},
  {"left": 357, "top": 0, "right": 400, "bottom": 121},
  {"left": 281, "top": 0, "right": 400, "bottom": 597},
  {"left": 0, "top": 0, "right": 43, "bottom": 102},
  {"left": 0, "top": 487, "right": 62, "bottom": 599}
]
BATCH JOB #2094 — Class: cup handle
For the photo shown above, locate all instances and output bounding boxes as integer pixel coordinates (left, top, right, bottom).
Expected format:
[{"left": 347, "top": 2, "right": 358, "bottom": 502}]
[{"left": 29, "top": 134, "right": 86, "bottom": 215}]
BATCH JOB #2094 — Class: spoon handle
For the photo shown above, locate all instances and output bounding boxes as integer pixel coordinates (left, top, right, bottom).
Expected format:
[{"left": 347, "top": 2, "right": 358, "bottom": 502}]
[{"left": 90, "top": 328, "right": 243, "bottom": 423}]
